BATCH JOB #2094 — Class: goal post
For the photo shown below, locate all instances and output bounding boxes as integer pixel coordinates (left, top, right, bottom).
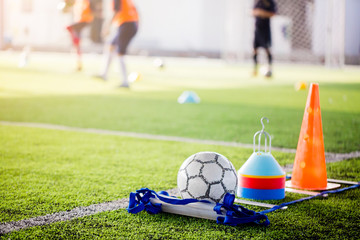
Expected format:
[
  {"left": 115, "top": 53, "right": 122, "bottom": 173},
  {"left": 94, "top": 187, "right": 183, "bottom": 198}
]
[{"left": 325, "top": 0, "right": 345, "bottom": 68}]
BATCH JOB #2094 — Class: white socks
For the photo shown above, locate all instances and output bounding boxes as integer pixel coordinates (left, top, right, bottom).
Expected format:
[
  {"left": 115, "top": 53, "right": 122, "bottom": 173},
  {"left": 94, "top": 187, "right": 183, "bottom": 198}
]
[
  {"left": 118, "top": 56, "right": 129, "bottom": 87},
  {"left": 100, "top": 49, "right": 115, "bottom": 80},
  {"left": 100, "top": 50, "right": 129, "bottom": 87}
]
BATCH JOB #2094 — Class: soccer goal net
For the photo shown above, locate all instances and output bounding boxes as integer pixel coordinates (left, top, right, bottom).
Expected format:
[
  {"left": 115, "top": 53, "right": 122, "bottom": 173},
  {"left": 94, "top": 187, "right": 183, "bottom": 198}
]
[
  {"left": 275, "top": 0, "right": 345, "bottom": 66},
  {"left": 223, "top": 0, "right": 346, "bottom": 67}
]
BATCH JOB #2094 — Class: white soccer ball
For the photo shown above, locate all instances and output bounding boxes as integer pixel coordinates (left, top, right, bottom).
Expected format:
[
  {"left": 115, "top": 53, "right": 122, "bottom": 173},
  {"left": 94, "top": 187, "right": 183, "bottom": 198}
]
[
  {"left": 153, "top": 58, "right": 164, "bottom": 69},
  {"left": 128, "top": 72, "right": 142, "bottom": 83},
  {"left": 260, "top": 66, "right": 272, "bottom": 78},
  {"left": 177, "top": 152, "right": 238, "bottom": 203}
]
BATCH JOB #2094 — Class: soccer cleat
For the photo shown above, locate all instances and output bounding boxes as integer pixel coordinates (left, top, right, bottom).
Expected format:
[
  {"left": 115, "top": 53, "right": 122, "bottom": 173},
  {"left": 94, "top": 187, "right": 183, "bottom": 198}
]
[
  {"left": 265, "top": 70, "right": 272, "bottom": 78},
  {"left": 76, "top": 61, "right": 82, "bottom": 71},
  {"left": 93, "top": 74, "right": 107, "bottom": 81},
  {"left": 119, "top": 82, "right": 130, "bottom": 88}
]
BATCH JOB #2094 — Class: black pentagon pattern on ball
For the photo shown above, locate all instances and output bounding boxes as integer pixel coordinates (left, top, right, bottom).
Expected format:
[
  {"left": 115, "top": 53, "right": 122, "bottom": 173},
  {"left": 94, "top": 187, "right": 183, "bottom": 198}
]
[{"left": 179, "top": 153, "right": 238, "bottom": 203}]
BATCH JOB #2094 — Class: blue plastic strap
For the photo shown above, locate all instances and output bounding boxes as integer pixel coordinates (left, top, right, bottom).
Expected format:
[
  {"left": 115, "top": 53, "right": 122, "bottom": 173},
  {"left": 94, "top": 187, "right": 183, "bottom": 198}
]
[
  {"left": 214, "top": 193, "right": 270, "bottom": 226},
  {"left": 127, "top": 188, "right": 269, "bottom": 226},
  {"left": 127, "top": 192, "right": 145, "bottom": 214},
  {"left": 127, "top": 188, "right": 211, "bottom": 215}
]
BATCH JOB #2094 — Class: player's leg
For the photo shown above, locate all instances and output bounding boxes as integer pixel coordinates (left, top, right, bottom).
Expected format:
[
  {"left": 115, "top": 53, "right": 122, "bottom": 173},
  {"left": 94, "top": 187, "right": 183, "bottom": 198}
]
[
  {"left": 75, "top": 46, "right": 82, "bottom": 71},
  {"left": 66, "top": 25, "right": 79, "bottom": 46},
  {"left": 118, "top": 55, "right": 129, "bottom": 88},
  {"left": 253, "top": 28, "right": 261, "bottom": 77},
  {"left": 263, "top": 25, "right": 273, "bottom": 78},
  {"left": 96, "top": 33, "right": 118, "bottom": 81},
  {"left": 66, "top": 22, "right": 88, "bottom": 71},
  {"left": 66, "top": 22, "right": 88, "bottom": 46},
  {"left": 18, "top": 27, "right": 31, "bottom": 68},
  {"left": 253, "top": 48, "right": 259, "bottom": 76},
  {"left": 116, "top": 22, "right": 138, "bottom": 88},
  {"left": 97, "top": 45, "right": 115, "bottom": 80},
  {"left": 265, "top": 47, "right": 273, "bottom": 77},
  {"left": 66, "top": 23, "right": 81, "bottom": 70}
]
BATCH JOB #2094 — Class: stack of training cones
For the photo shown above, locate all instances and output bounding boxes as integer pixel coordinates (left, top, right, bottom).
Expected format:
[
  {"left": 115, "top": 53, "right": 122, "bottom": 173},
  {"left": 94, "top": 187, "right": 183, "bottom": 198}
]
[
  {"left": 288, "top": 83, "right": 336, "bottom": 190},
  {"left": 237, "top": 117, "right": 285, "bottom": 200}
]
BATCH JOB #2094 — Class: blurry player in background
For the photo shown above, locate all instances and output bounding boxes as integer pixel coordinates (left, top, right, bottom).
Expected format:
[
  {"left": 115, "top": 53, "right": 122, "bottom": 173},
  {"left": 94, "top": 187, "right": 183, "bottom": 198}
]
[
  {"left": 18, "top": 27, "right": 31, "bottom": 68},
  {"left": 252, "top": 0, "right": 277, "bottom": 78},
  {"left": 96, "top": 0, "right": 139, "bottom": 88},
  {"left": 66, "top": 0, "right": 94, "bottom": 71}
]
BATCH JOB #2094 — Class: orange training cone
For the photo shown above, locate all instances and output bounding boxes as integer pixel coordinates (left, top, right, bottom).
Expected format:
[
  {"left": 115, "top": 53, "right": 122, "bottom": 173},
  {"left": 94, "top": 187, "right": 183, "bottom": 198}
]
[{"left": 290, "top": 83, "right": 328, "bottom": 190}]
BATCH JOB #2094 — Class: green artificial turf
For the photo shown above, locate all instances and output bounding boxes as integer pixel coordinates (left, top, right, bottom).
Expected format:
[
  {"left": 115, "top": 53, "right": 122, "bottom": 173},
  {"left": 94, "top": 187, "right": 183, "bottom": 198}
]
[
  {"left": 0, "top": 53, "right": 360, "bottom": 152},
  {"left": 1, "top": 53, "right": 359, "bottom": 239},
  {"left": 0, "top": 125, "right": 295, "bottom": 223},
  {"left": 4, "top": 154, "right": 359, "bottom": 239}
]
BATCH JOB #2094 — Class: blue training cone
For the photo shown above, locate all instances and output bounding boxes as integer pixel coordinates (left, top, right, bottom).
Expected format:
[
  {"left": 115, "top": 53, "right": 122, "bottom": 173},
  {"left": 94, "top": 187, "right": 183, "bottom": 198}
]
[
  {"left": 237, "top": 117, "right": 285, "bottom": 200},
  {"left": 177, "top": 91, "right": 200, "bottom": 104}
]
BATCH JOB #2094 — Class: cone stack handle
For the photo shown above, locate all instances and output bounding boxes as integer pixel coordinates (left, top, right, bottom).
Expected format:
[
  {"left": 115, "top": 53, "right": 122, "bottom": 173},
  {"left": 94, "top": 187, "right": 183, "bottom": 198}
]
[{"left": 253, "top": 117, "right": 272, "bottom": 153}]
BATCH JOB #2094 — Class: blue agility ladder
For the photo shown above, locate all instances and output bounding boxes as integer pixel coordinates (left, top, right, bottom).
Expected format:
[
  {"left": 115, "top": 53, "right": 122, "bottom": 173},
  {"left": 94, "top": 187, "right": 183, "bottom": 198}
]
[
  {"left": 127, "top": 182, "right": 360, "bottom": 227},
  {"left": 127, "top": 188, "right": 270, "bottom": 226}
]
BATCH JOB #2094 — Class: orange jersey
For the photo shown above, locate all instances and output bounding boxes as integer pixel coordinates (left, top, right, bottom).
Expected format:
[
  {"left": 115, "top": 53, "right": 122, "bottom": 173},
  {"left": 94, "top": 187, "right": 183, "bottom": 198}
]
[
  {"left": 113, "top": 0, "right": 139, "bottom": 26},
  {"left": 73, "top": 0, "right": 94, "bottom": 23}
]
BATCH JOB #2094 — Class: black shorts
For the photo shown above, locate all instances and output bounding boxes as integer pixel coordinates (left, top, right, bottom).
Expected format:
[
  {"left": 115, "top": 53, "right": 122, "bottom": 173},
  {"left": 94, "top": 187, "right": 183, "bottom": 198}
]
[
  {"left": 254, "top": 26, "right": 271, "bottom": 49},
  {"left": 111, "top": 22, "right": 138, "bottom": 54}
]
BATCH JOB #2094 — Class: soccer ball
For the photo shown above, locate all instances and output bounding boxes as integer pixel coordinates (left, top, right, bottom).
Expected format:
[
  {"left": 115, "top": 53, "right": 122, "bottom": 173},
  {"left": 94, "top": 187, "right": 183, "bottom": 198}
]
[
  {"left": 260, "top": 65, "right": 272, "bottom": 78},
  {"left": 153, "top": 58, "right": 164, "bottom": 69},
  {"left": 177, "top": 152, "right": 238, "bottom": 203},
  {"left": 128, "top": 72, "right": 142, "bottom": 83},
  {"left": 57, "top": 0, "right": 74, "bottom": 13}
]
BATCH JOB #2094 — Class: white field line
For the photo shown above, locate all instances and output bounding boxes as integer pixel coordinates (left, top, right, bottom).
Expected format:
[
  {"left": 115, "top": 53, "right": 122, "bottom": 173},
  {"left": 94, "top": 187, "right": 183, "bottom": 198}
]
[
  {"left": 0, "top": 189, "right": 179, "bottom": 235},
  {"left": 0, "top": 199, "right": 129, "bottom": 234},
  {"left": 1, "top": 121, "right": 360, "bottom": 164}
]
